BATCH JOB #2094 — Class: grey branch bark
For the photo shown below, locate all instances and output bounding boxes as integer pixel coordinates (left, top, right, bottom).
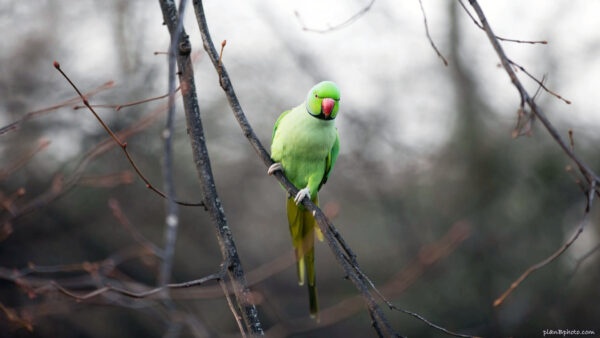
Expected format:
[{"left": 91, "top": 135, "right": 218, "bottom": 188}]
[
  {"left": 160, "top": 1, "right": 188, "bottom": 336},
  {"left": 158, "top": 0, "right": 264, "bottom": 335}
]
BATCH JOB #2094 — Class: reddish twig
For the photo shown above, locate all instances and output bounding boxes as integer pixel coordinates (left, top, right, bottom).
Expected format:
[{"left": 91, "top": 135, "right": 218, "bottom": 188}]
[
  {"left": 0, "top": 138, "right": 51, "bottom": 180},
  {"left": 219, "top": 279, "right": 247, "bottom": 338},
  {"left": 108, "top": 198, "right": 164, "bottom": 258},
  {"left": 0, "top": 302, "right": 33, "bottom": 332},
  {"left": 294, "top": 0, "right": 375, "bottom": 34},
  {"left": 218, "top": 40, "right": 226, "bottom": 81},
  {"left": 0, "top": 81, "right": 210, "bottom": 241},
  {"left": 507, "top": 58, "right": 571, "bottom": 104},
  {"left": 418, "top": 0, "right": 448, "bottom": 66},
  {"left": 0, "top": 81, "right": 114, "bottom": 136},
  {"left": 52, "top": 268, "right": 224, "bottom": 301},
  {"left": 13, "top": 246, "right": 154, "bottom": 280},
  {"left": 493, "top": 180, "right": 596, "bottom": 307},
  {"left": 0, "top": 188, "right": 26, "bottom": 215},
  {"left": 77, "top": 171, "right": 135, "bottom": 187},
  {"left": 52, "top": 61, "right": 204, "bottom": 208},
  {"left": 72, "top": 86, "right": 181, "bottom": 111}
]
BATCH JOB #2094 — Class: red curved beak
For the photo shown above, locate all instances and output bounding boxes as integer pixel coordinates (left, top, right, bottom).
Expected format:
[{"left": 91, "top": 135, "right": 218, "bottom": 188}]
[{"left": 322, "top": 98, "right": 335, "bottom": 116}]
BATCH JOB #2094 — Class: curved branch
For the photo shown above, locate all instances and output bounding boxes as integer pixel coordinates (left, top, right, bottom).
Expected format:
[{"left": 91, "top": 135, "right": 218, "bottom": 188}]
[{"left": 52, "top": 62, "right": 204, "bottom": 208}]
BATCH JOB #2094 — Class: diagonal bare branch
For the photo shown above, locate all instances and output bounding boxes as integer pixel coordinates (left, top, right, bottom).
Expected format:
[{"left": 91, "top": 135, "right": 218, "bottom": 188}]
[
  {"left": 466, "top": 0, "right": 600, "bottom": 306},
  {"left": 418, "top": 0, "right": 448, "bottom": 66}
]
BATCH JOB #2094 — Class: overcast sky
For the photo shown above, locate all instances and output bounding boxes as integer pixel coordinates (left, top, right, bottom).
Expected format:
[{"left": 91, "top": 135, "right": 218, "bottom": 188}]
[{"left": 2, "top": 1, "right": 599, "bottom": 163}]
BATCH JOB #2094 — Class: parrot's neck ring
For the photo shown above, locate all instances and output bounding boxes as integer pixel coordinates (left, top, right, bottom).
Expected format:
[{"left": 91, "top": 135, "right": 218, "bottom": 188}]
[{"left": 305, "top": 104, "right": 334, "bottom": 121}]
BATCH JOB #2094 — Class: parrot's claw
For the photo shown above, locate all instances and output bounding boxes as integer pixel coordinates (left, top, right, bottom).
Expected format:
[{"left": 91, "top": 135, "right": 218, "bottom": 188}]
[
  {"left": 294, "top": 187, "right": 310, "bottom": 205},
  {"left": 268, "top": 163, "right": 283, "bottom": 175}
]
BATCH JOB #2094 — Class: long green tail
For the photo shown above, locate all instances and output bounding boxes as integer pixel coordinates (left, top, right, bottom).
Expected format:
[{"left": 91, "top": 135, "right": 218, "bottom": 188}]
[{"left": 287, "top": 197, "right": 320, "bottom": 320}]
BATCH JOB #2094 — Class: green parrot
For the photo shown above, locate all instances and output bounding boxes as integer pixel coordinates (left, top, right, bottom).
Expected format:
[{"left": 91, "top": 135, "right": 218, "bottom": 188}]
[{"left": 268, "top": 81, "right": 340, "bottom": 319}]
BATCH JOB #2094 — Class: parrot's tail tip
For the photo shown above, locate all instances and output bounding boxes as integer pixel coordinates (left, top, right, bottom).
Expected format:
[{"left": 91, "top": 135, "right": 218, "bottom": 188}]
[{"left": 309, "top": 313, "right": 320, "bottom": 323}]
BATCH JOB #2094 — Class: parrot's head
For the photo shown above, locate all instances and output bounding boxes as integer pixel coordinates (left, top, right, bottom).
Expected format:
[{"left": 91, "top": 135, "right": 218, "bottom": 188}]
[{"left": 306, "top": 81, "right": 340, "bottom": 121}]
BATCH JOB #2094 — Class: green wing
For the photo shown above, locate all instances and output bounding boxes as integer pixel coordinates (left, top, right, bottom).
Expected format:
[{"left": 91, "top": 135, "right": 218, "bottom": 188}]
[
  {"left": 272, "top": 109, "right": 291, "bottom": 142},
  {"left": 319, "top": 129, "right": 340, "bottom": 190}
]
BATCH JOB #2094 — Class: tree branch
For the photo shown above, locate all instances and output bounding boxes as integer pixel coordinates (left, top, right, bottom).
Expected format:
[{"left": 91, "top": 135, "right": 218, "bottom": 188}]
[
  {"left": 466, "top": 0, "right": 600, "bottom": 305},
  {"left": 294, "top": 0, "right": 375, "bottom": 34},
  {"left": 159, "top": 2, "right": 188, "bottom": 335},
  {"left": 158, "top": 0, "right": 264, "bottom": 335},
  {"left": 466, "top": 0, "right": 598, "bottom": 185},
  {"left": 52, "top": 62, "right": 205, "bottom": 208},
  {"left": 51, "top": 269, "right": 224, "bottom": 301},
  {"left": 0, "top": 81, "right": 114, "bottom": 136},
  {"left": 493, "top": 180, "right": 596, "bottom": 307},
  {"left": 456, "top": 0, "right": 547, "bottom": 45},
  {"left": 192, "top": 1, "right": 399, "bottom": 336},
  {"left": 418, "top": 0, "right": 448, "bottom": 66}
]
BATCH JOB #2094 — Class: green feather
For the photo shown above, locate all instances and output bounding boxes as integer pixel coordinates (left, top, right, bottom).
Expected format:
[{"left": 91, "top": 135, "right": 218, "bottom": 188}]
[{"left": 270, "top": 81, "right": 340, "bottom": 320}]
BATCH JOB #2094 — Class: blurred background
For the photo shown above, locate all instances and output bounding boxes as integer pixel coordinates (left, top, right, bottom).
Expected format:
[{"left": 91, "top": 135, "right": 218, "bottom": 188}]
[{"left": 1, "top": 0, "right": 599, "bottom": 337}]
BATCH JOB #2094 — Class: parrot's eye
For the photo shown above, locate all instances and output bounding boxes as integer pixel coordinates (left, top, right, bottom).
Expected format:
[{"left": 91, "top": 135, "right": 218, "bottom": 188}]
[{"left": 314, "top": 94, "right": 318, "bottom": 98}]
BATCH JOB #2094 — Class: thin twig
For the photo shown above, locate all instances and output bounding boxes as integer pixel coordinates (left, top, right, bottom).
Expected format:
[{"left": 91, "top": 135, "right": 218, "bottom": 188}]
[
  {"left": 0, "top": 96, "right": 206, "bottom": 241},
  {"left": 565, "top": 166, "right": 587, "bottom": 195},
  {"left": 493, "top": 180, "right": 596, "bottom": 306},
  {"left": 294, "top": 0, "right": 375, "bottom": 34},
  {"left": 76, "top": 171, "right": 134, "bottom": 187},
  {"left": 0, "top": 81, "right": 114, "bottom": 136},
  {"left": 73, "top": 86, "right": 181, "bottom": 111},
  {"left": 457, "top": 0, "right": 547, "bottom": 45},
  {"left": 52, "top": 62, "right": 204, "bottom": 208},
  {"left": 52, "top": 270, "right": 224, "bottom": 301},
  {"left": 0, "top": 188, "right": 26, "bottom": 215},
  {"left": 108, "top": 198, "right": 164, "bottom": 258},
  {"left": 219, "top": 279, "right": 247, "bottom": 338},
  {"left": 418, "top": 0, "right": 448, "bottom": 66},
  {"left": 567, "top": 242, "right": 600, "bottom": 281},
  {"left": 507, "top": 58, "right": 571, "bottom": 104},
  {"left": 568, "top": 129, "right": 575, "bottom": 152},
  {"left": 356, "top": 264, "right": 474, "bottom": 338},
  {"left": 0, "top": 302, "right": 33, "bottom": 332},
  {"left": 266, "top": 221, "right": 473, "bottom": 338},
  {"left": 218, "top": 40, "right": 226, "bottom": 81},
  {"left": 0, "top": 139, "right": 51, "bottom": 180}
]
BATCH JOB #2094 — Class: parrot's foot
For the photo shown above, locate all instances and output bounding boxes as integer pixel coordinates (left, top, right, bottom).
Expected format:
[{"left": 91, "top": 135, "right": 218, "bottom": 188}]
[
  {"left": 294, "top": 186, "right": 310, "bottom": 205},
  {"left": 267, "top": 162, "right": 283, "bottom": 175}
]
